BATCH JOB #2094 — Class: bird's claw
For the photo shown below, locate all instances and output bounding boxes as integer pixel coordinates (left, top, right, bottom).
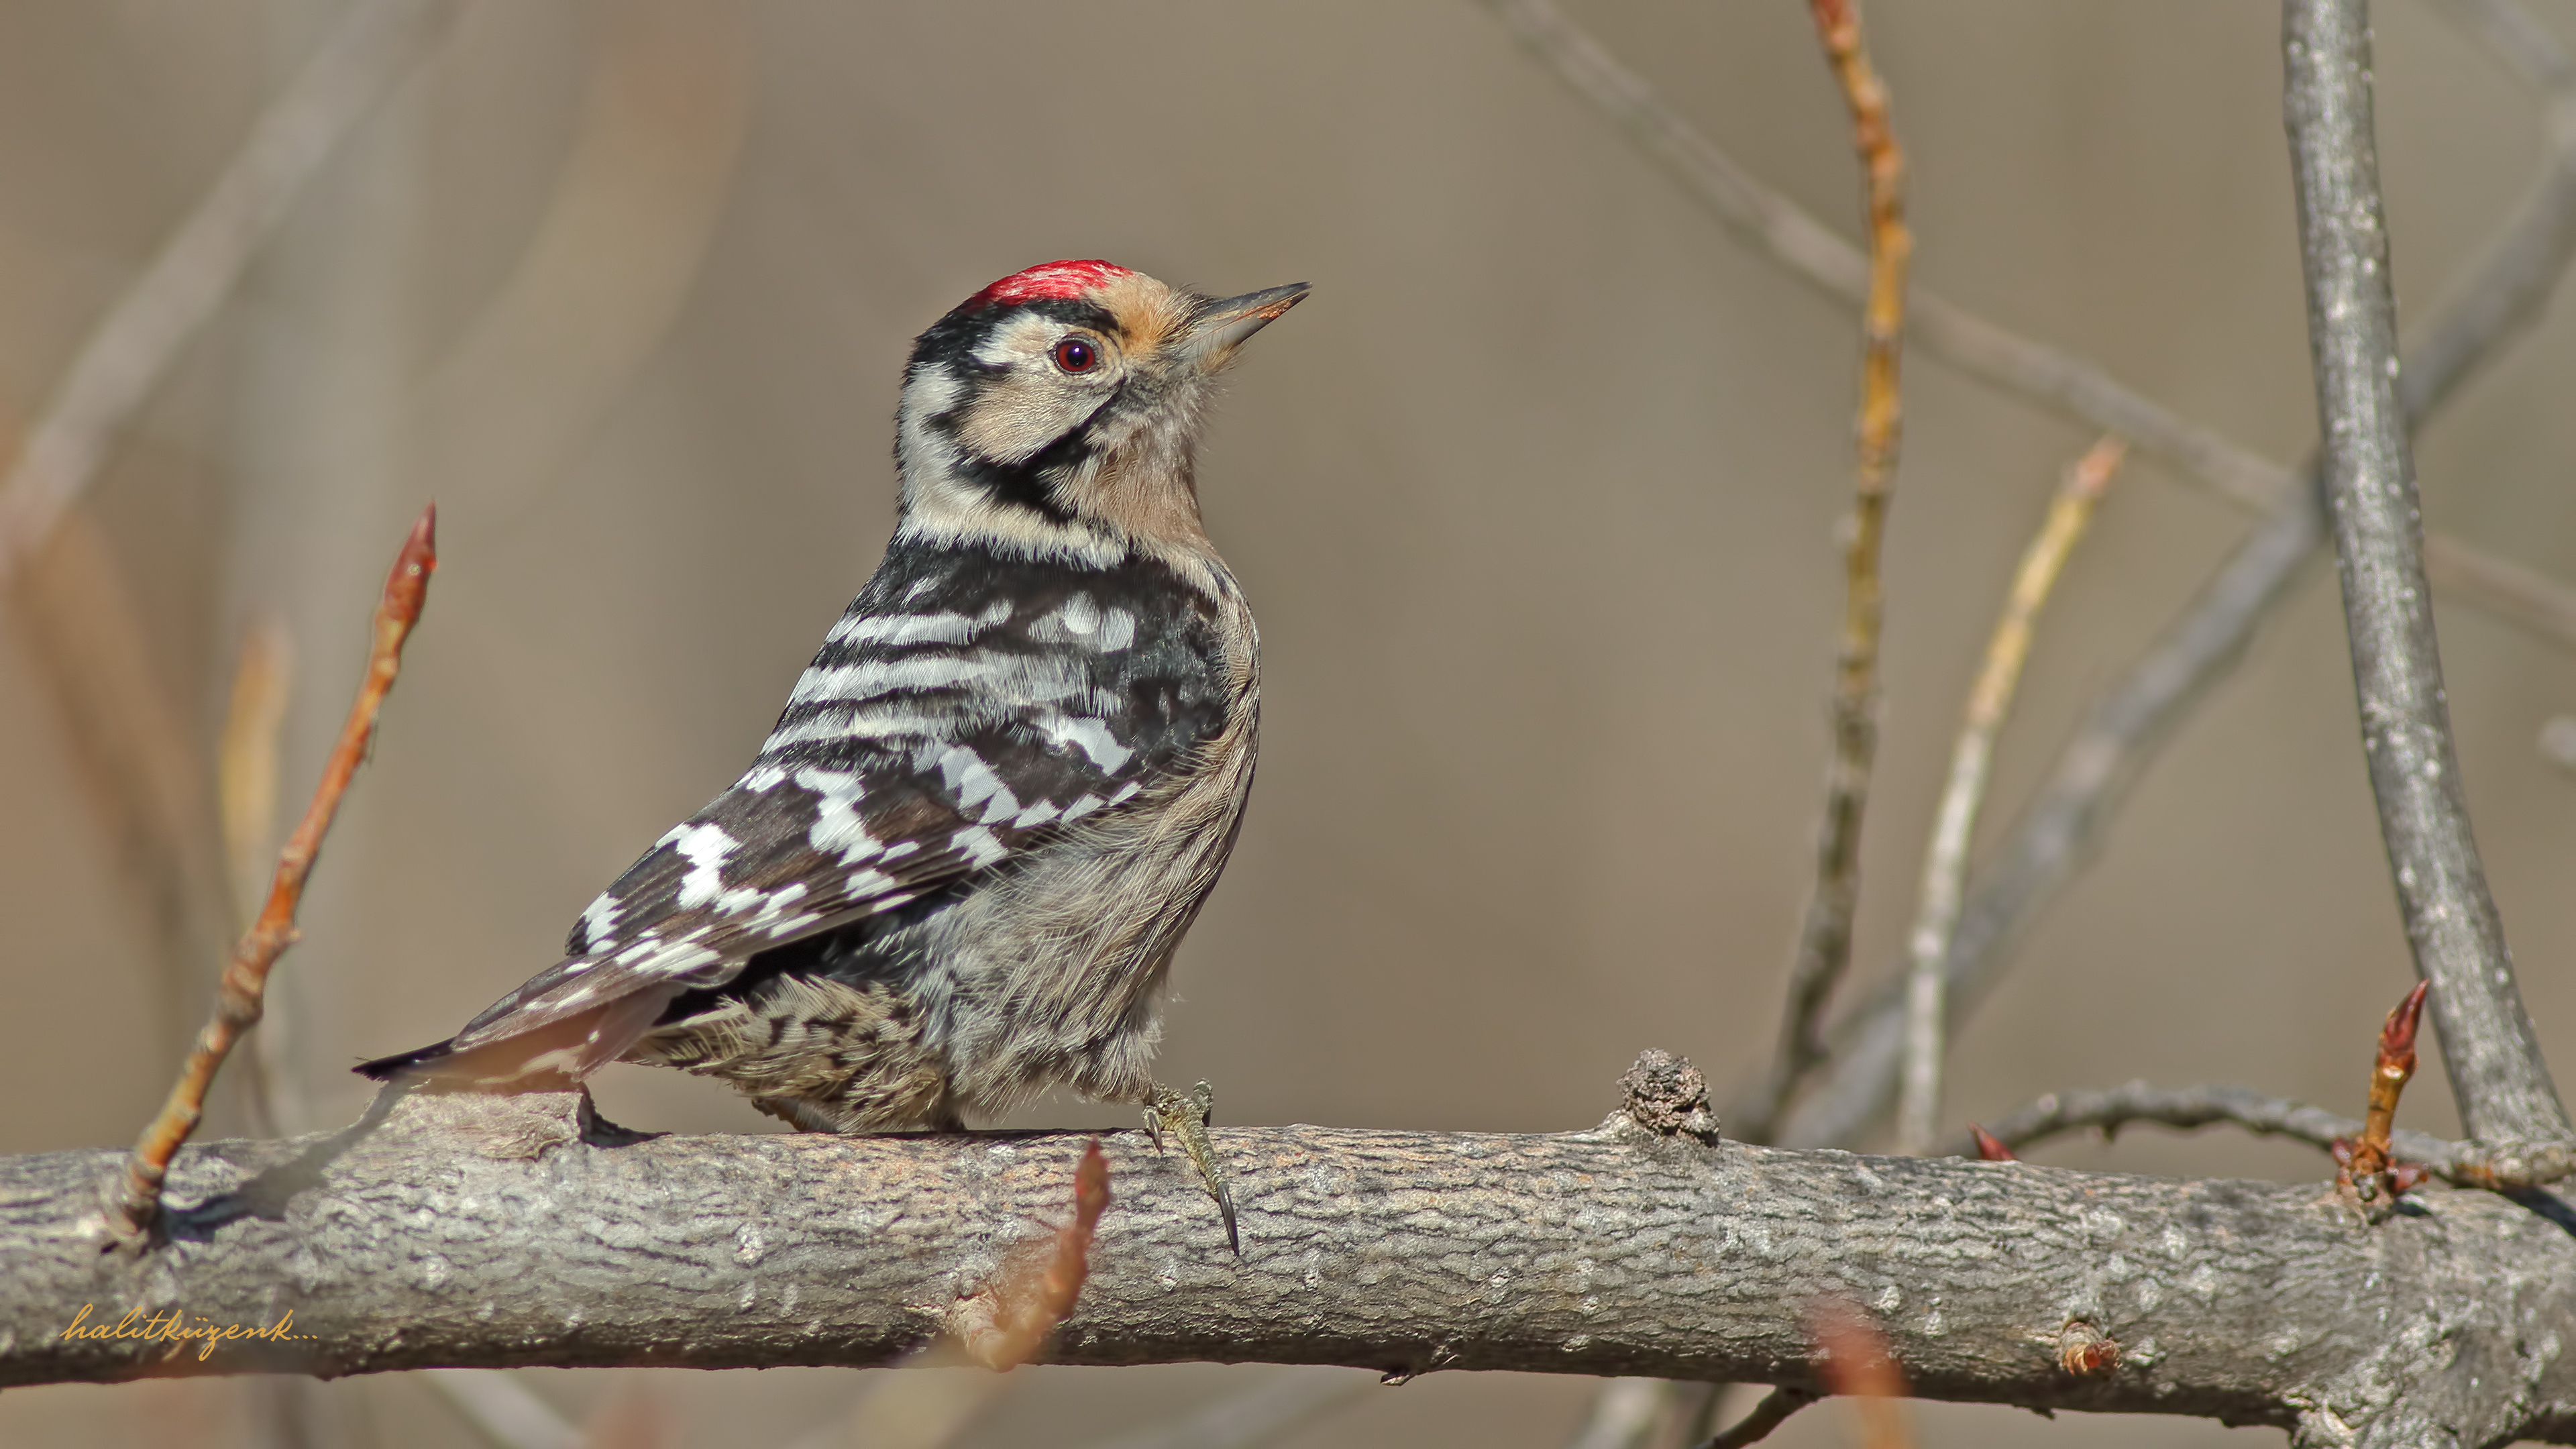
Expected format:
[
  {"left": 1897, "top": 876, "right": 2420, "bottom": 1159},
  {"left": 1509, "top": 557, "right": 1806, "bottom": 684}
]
[{"left": 1145, "top": 1080, "right": 1237, "bottom": 1254}]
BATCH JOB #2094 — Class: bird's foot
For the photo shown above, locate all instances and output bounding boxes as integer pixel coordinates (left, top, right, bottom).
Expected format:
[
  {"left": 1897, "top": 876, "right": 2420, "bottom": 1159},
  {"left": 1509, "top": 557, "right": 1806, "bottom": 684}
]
[{"left": 1144, "top": 1080, "right": 1238, "bottom": 1254}]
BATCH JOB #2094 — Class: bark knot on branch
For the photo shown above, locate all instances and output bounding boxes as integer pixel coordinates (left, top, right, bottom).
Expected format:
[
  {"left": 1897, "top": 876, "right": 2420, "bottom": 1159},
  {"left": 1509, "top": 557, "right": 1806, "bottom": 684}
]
[{"left": 1614, "top": 1049, "right": 1720, "bottom": 1144}]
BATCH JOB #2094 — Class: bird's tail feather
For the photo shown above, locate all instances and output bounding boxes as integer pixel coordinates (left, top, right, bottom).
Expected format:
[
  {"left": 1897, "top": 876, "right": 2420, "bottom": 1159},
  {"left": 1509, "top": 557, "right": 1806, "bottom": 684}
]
[
  {"left": 354, "top": 1039, "right": 457, "bottom": 1081},
  {"left": 352, "top": 989, "right": 675, "bottom": 1088}
]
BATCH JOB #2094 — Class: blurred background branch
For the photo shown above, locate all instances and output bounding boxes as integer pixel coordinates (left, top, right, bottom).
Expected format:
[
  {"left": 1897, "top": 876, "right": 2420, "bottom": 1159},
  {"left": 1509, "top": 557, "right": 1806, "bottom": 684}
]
[
  {"left": 0, "top": 0, "right": 458, "bottom": 583},
  {"left": 1759, "top": 0, "right": 1911, "bottom": 1169},
  {"left": 1894, "top": 437, "right": 2123, "bottom": 1155}
]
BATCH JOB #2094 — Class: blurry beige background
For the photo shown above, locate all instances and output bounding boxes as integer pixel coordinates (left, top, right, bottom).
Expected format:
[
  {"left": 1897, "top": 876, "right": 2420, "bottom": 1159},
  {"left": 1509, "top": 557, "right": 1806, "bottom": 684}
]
[{"left": 6, "top": 1, "right": 2576, "bottom": 1446}]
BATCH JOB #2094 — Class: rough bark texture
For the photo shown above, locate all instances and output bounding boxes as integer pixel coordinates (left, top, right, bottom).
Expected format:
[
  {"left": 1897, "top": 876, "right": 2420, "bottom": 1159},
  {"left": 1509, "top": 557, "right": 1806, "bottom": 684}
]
[
  {"left": 2282, "top": 0, "right": 2571, "bottom": 1145},
  {"left": 2, "top": 1089, "right": 2573, "bottom": 1446}
]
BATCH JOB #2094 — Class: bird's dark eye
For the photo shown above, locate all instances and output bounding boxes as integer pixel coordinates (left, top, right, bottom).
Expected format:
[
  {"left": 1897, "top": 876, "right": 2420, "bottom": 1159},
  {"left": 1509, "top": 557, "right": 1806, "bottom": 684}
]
[{"left": 1052, "top": 337, "right": 1098, "bottom": 374}]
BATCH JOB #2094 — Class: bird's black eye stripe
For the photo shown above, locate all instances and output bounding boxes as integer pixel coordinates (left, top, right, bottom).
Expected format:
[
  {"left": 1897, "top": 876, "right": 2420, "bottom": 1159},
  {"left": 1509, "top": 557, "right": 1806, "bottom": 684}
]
[{"left": 1053, "top": 337, "right": 1098, "bottom": 374}]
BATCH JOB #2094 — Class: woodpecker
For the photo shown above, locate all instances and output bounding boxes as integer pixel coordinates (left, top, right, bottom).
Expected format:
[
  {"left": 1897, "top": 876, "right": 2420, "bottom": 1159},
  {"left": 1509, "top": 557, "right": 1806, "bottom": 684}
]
[{"left": 360, "top": 260, "right": 1303, "bottom": 1245}]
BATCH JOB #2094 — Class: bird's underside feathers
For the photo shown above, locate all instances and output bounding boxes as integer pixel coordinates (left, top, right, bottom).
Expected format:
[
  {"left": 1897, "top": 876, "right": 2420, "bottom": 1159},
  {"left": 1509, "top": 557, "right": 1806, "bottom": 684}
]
[{"left": 361, "top": 536, "right": 1236, "bottom": 1084}]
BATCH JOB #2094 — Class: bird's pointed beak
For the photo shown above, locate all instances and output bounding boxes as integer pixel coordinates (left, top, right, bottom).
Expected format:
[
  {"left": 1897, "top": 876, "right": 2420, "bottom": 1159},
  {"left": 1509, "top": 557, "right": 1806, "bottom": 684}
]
[{"left": 1183, "top": 282, "right": 1310, "bottom": 370}]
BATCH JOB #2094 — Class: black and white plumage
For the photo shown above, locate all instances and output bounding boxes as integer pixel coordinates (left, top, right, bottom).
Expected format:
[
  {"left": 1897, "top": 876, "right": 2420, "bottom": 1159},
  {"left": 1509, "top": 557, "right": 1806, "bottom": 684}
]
[{"left": 360, "top": 261, "right": 1303, "bottom": 1148}]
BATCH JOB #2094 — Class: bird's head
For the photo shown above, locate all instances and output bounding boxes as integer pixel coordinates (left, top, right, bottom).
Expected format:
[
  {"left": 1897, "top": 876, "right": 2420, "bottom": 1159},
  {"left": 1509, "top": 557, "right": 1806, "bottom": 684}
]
[{"left": 894, "top": 260, "right": 1307, "bottom": 564}]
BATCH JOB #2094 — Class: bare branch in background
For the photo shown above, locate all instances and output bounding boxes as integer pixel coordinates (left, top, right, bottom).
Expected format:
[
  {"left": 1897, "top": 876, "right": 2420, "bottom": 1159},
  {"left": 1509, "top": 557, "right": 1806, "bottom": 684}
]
[
  {"left": 1472, "top": 0, "right": 2576, "bottom": 648},
  {"left": 110, "top": 510, "right": 437, "bottom": 1242},
  {"left": 2284, "top": 0, "right": 2570, "bottom": 1142},
  {"left": 0, "top": 0, "right": 460, "bottom": 587},
  {"left": 1777, "top": 0, "right": 2576, "bottom": 1145},
  {"left": 1485, "top": 0, "right": 2576, "bottom": 1154},
  {"left": 1773, "top": 484, "right": 2309, "bottom": 1148},
  {"left": 1947, "top": 1078, "right": 2576, "bottom": 1190},
  {"left": 1472, "top": 0, "right": 2282, "bottom": 508},
  {"left": 1752, "top": 0, "right": 1912, "bottom": 1150},
  {"left": 1894, "top": 437, "right": 2125, "bottom": 1155}
]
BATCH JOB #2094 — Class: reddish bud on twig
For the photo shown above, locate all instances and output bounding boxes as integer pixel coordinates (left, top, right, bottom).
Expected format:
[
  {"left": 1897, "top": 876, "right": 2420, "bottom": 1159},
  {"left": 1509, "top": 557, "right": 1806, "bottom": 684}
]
[
  {"left": 1970, "top": 1125, "right": 2018, "bottom": 1162},
  {"left": 2341, "top": 981, "right": 2431, "bottom": 1213},
  {"left": 2380, "top": 979, "right": 2428, "bottom": 1069}
]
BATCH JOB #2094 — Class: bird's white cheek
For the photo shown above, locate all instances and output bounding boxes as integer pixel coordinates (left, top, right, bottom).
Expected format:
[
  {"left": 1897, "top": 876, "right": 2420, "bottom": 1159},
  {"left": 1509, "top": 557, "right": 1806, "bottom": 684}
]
[{"left": 959, "top": 379, "right": 1106, "bottom": 466}]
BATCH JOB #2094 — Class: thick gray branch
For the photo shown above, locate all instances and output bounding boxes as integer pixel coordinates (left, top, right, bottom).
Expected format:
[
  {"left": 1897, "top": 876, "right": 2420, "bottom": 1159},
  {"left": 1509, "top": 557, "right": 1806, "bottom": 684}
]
[
  {"left": 3, "top": 1090, "right": 2576, "bottom": 1446},
  {"left": 2284, "top": 0, "right": 2569, "bottom": 1144}
]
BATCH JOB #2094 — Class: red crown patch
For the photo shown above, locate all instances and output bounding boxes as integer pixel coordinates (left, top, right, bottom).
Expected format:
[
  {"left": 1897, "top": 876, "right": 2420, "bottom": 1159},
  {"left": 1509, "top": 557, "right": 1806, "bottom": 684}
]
[{"left": 968, "top": 260, "right": 1134, "bottom": 309}]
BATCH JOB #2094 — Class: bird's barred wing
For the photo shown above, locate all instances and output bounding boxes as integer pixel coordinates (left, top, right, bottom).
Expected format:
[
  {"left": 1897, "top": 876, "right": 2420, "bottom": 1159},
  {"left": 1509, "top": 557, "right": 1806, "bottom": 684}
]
[{"left": 433, "top": 546, "right": 1234, "bottom": 1071}]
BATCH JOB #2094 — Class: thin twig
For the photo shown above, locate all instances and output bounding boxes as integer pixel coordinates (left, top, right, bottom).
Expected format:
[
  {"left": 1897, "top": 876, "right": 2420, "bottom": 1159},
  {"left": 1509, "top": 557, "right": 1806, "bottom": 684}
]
[
  {"left": 1895, "top": 438, "right": 2126, "bottom": 1154},
  {"left": 1697, "top": 1387, "right": 1816, "bottom": 1449},
  {"left": 107, "top": 507, "right": 438, "bottom": 1242},
  {"left": 0, "top": 0, "right": 459, "bottom": 588},
  {"left": 2284, "top": 0, "right": 2571, "bottom": 1144},
  {"left": 1957, "top": 1081, "right": 2392, "bottom": 1161},
  {"left": 1758, "top": 0, "right": 1911, "bottom": 1152},
  {"left": 1948, "top": 1078, "right": 2576, "bottom": 1191},
  {"left": 1471, "top": 0, "right": 2576, "bottom": 651}
]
